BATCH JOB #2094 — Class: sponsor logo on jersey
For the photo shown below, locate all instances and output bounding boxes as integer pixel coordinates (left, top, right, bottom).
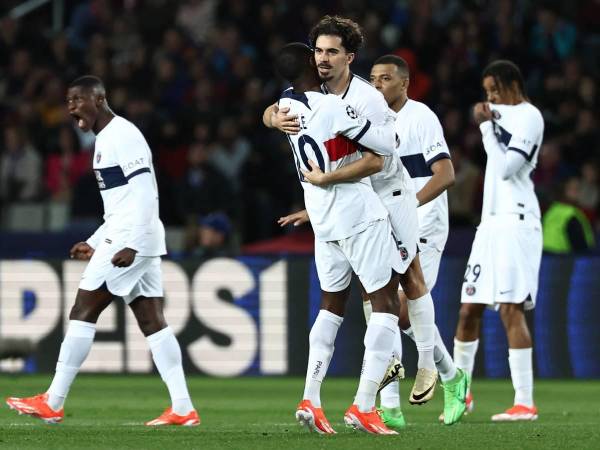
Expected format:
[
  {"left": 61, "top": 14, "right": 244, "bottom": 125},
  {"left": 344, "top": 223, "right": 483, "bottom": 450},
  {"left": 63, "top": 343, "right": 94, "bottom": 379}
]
[
  {"left": 465, "top": 285, "right": 476, "bottom": 296},
  {"left": 122, "top": 158, "right": 145, "bottom": 173}
]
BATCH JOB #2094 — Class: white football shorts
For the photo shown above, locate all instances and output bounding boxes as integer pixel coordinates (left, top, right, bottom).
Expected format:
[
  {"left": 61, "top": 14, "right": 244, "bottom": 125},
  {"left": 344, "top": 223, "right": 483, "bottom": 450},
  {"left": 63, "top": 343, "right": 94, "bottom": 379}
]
[
  {"left": 315, "top": 218, "right": 404, "bottom": 294},
  {"left": 460, "top": 214, "right": 542, "bottom": 310},
  {"left": 416, "top": 242, "right": 443, "bottom": 291},
  {"left": 381, "top": 188, "right": 419, "bottom": 274},
  {"left": 79, "top": 237, "right": 163, "bottom": 304}
]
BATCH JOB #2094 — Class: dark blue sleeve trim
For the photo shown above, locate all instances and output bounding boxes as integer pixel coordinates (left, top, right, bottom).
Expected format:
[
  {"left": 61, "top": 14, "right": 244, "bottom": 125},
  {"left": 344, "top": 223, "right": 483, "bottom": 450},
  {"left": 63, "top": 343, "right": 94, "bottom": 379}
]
[
  {"left": 126, "top": 167, "right": 151, "bottom": 180},
  {"left": 353, "top": 120, "right": 371, "bottom": 142},
  {"left": 507, "top": 147, "right": 528, "bottom": 160},
  {"left": 426, "top": 152, "right": 451, "bottom": 167}
]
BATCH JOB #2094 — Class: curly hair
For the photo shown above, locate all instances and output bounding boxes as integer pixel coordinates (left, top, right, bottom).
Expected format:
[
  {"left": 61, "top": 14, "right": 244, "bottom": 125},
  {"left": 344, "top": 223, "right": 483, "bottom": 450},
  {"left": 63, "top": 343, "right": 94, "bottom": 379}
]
[{"left": 308, "top": 15, "right": 364, "bottom": 54}]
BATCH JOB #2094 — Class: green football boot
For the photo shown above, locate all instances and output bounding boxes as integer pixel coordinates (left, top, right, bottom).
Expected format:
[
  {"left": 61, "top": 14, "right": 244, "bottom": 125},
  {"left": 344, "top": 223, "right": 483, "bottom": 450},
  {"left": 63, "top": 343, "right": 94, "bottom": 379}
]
[
  {"left": 441, "top": 368, "right": 469, "bottom": 425},
  {"left": 377, "top": 406, "right": 407, "bottom": 431}
]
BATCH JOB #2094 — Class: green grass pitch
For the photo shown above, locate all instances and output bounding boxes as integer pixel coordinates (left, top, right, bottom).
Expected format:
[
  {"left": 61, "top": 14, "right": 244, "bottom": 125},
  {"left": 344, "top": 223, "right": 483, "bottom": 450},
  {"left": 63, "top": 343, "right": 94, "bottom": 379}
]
[{"left": 1, "top": 375, "right": 599, "bottom": 449}]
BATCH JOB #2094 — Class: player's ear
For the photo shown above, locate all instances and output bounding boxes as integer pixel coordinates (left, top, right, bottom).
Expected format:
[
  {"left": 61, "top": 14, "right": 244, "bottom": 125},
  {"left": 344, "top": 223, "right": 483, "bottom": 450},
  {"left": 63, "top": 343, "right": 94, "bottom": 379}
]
[{"left": 346, "top": 52, "right": 355, "bottom": 65}]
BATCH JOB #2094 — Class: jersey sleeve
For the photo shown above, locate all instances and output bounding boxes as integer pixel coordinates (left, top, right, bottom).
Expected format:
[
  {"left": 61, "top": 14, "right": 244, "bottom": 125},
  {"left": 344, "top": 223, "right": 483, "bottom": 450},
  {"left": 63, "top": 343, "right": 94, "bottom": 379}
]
[
  {"left": 505, "top": 111, "right": 541, "bottom": 161},
  {"left": 328, "top": 97, "right": 394, "bottom": 156},
  {"left": 417, "top": 109, "right": 451, "bottom": 166},
  {"left": 114, "top": 124, "right": 152, "bottom": 180}
]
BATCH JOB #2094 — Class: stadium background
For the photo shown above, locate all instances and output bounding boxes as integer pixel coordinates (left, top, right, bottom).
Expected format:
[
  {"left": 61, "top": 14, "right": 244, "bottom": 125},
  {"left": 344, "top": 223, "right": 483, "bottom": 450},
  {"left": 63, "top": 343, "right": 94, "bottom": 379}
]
[{"left": 0, "top": 0, "right": 599, "bottom": 381}]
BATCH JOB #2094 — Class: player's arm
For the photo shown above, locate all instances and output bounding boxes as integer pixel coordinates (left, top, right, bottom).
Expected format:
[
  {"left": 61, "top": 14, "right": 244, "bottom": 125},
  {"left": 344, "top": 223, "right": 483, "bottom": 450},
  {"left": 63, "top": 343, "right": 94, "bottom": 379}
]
[
  {"left": 329, "top": 98, "right": 394, "bottom": 157},
  {"left": 112, "top": 172, "right": 155, "bottom": 267},
  {"left": 70, "top": 222, "right": 107, "bottom": 259},
  {"left": 416, "top": 158, "right": 455, "bottom": 206},
  {"left": 415, "top": 111, "right": 455, "bottom": 206},
  {"left": 474, "top": 102, "right": 528, "bottom": 180},
  {"left": 301, "top": 150, "right": 383, "bottom": 187},
  {"left": 278, "top": 209, "right": 310, "bottom": 226},
  {"left": 262, "top": 102, "right": 301, "bottom": 134}
]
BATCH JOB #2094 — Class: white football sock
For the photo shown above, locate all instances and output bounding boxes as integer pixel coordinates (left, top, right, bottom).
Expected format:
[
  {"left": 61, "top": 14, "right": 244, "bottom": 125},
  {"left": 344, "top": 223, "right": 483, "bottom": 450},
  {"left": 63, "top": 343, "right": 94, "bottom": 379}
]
[
  {"left": 453, "top": 338, "right": 479, "bottom": 379},
  {"left": 380, "top": 326, "right": 402, "bottom": 408},
  {"left": 147, "top": 326, "right": 194, "bottom": 415},
  {"left": 406, "top": 293, "right": 436, "bottom": 370},
  {"left": 362, "top": 300, "right": 372, "bottom": 323},
  {"left": 355, "top": 312, "right": 397, "bottom": 412},
  {"left": 508, "top": 348, "right": 534, "bottom": 407},
  {"left": 403, "top": 326, "right": 456, "bottom": 382},
  {"left": 303, "top": 309, "right": 343, "bottom": 407},
  {"left": 47, "top": 320, "right": 96, "bottom": 410},
  {"left": 434, "top": 328, "right": 457, "bottom": 382}
]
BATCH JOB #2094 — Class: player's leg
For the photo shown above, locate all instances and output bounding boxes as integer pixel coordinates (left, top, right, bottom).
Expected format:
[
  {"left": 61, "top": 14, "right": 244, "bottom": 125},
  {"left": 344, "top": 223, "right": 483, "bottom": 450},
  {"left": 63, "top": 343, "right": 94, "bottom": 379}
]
[
  {"left": 491, "top": 301, "right": 537, "bottom": 421},
  {"left": 344, "top": 272, "right": 400, "bottom": 434},
  {"left": 129, "top": 296, "right": 198, "bottom": 426},
  {"left": 296, "top": 240, "right": 350, "bottom": 434},
  {"left": 400, "top": 290, "right": 468, "bottom": 424},
  {"left": 361, "top": 282, "right": 405, "bottom": 430},
  {"left": 341, "top": 219, "right": 403, "bottom": 434},
  {"left": 6, "top": 288, "right": 113, "bottom": 422},
  {"left": 453, "top": 302, "right": 485, "bottom": 392},
  {"left": 398, "top": 254, "right": 440, "bottom": 404}
]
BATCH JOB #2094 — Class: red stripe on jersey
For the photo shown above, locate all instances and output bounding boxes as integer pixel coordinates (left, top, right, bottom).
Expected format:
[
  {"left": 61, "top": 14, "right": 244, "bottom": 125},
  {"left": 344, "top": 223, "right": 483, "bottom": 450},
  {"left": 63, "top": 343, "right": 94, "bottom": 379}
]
[{"left": 323, "top": 135, "right": 359, "bottom": 161}]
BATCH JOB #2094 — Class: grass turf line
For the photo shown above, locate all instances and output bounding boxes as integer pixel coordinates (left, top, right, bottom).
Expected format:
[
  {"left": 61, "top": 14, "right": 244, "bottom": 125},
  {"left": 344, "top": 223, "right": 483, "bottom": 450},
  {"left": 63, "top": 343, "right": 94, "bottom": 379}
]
[{"left": 0, "top": 375, "right": 599, "bottom": 449}]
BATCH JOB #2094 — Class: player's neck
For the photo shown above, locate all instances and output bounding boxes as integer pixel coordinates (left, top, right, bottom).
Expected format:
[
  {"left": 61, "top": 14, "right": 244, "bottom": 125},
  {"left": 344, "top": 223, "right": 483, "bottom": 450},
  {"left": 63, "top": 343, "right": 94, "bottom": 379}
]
[
  {"left": 325, "top": 70, "right": 351, "bottom": 96},
  {"left": 391, "top": 95, "right": 408, "bottom": 113},
  {"left": 94, "top": 110, "right": 116, "bottom": 134}
]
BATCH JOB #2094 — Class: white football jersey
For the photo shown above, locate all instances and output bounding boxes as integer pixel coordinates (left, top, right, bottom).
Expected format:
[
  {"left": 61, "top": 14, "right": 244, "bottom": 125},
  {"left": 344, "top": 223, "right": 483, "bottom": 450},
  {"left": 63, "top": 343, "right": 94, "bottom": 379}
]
[
  {"left": 278, "top": 88, "right": 392, "bottom": 242},
  {"left": 322, "top": 73, "right": 408, "bottom": 197},
  {"left": 91, "top": 116, "right": 166, "bottom": 256},
  {"left": 481, "top": 102, "right": 544, "bottom": 219},
  {"left": 395, "top": 99, "right": 450, "bottom": 250}
]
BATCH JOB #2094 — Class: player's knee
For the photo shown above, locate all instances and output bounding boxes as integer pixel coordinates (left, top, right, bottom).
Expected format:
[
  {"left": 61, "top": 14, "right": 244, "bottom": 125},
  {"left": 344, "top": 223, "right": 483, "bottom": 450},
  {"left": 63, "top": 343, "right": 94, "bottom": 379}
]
[
  {"left": 458, "top": 304, "right": 480, "bottom": 329},
  {"left": 499, "top": 303, "right": 524, "bottom": 324},
  {"left": 68, "top": 302, "right": 100, "bottom": 323},
  {"left": 398, "top": 308, "right": 410, "bottom": 330},
  {"left": 137, "top": 315, "right": 166, "bottom": 336}
]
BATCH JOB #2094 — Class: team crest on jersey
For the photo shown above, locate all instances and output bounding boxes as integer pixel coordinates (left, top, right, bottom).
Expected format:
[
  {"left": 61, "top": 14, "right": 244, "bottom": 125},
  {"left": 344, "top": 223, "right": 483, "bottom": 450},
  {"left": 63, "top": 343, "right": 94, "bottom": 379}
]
[
  {"left": 492, "top": 110, "right": 501, "bottom": 120},
  {"left": 465, "top": 285, "right": 476, "bottom": 296},
  {"left": 96, "top": 152, "right": 102, "bottom": 163},
  {"left": 395, "top": 133, "right": 400, "bottom": 148},
  {"left": 399, "top": 246, "right": 409, "bottom": 261},
  {"left": 346, "top": 105, "right": 358, "bottom": 119}
]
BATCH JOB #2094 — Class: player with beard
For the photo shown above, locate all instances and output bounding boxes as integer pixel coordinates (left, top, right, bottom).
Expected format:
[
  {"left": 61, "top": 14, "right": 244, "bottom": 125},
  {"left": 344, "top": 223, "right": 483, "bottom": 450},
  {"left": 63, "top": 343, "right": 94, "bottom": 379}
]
[{"left": 265, "top": 16, "right": 439, "bottom": 430}]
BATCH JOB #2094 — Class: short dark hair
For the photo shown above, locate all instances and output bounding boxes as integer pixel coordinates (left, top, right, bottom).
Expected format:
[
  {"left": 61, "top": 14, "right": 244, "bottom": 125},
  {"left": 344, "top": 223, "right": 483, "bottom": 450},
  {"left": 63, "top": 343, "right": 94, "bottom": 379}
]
[
  {"left": 275, "top": 42, "right": 314, "bottom": 84},
  {"left": 309, "top": 15, "right": 364, "bottom": 54},
  {"left": 373, "top": 54, "right": 409, "bottom": 77},
  {"left": 69, "top": 75, "right": 105, "bottom": 92},
  {"left": 483, "top": 60, "right": 526, "bottom": 97}
]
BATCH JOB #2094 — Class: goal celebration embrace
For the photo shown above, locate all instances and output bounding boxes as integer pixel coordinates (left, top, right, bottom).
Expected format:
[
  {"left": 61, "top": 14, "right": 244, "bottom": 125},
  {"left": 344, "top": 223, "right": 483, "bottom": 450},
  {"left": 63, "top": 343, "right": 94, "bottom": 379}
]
[{"left": 1, "top": 2, "right": 599, "bottom": 449}]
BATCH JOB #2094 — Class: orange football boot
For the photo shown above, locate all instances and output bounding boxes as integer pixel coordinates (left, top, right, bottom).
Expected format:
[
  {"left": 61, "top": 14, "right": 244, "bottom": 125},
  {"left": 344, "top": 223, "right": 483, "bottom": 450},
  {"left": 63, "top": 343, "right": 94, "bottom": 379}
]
[
  {"left": 6, "top": 393, "right": 64, "bottom": 424},
  {"left": 145, "top": 407, "right": 200, "bottom": 426}
]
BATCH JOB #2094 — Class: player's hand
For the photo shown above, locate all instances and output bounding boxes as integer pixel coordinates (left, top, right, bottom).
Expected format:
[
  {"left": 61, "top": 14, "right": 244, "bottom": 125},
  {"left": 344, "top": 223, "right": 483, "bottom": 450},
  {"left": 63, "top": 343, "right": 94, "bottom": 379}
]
[
  {"left": 473, "top": 102, "right": 493, "bottom": 124},
  {"left": 111, "top": 248, "right": 137, "bottom": 267},
  {"left": 278, "top": 209, "right": 310, "bottom": 227},
  {"left": 271, "top": 105, "right": 301, "bottom": 135},
  {"left": 69, "top": 242, "right": 94, "bottom": 260},
  {"left": 301, "top": 160, "right": 328, "bottom": 186}
]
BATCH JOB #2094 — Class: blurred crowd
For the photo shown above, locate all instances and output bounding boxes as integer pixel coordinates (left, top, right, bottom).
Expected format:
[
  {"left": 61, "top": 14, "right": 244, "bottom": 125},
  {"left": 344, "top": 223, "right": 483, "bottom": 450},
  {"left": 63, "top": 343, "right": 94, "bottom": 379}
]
[{"left": 0, "top": 0, "right": 599, "bottom": 255}]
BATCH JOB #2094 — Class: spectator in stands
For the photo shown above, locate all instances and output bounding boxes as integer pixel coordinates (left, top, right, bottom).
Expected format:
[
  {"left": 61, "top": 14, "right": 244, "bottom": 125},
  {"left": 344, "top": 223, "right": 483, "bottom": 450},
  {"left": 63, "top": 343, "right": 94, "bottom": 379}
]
[
  {"left": 176, "top": 141, "right": 232, "bottom": 225},
  {"left": 186, "top": 212, "right": 234, "bottom": 257},
  {"left": 209, "top": 117, "right": 250, "bottom": 193},
  {"left": 0, "top": 125, "right": 42, "bottom": 204},
  {"left": 45, "top": 125, "right": 90, "bottom": 202},
  {"left": 543, "top": 177, "right": 596, "bottom": 254}
]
